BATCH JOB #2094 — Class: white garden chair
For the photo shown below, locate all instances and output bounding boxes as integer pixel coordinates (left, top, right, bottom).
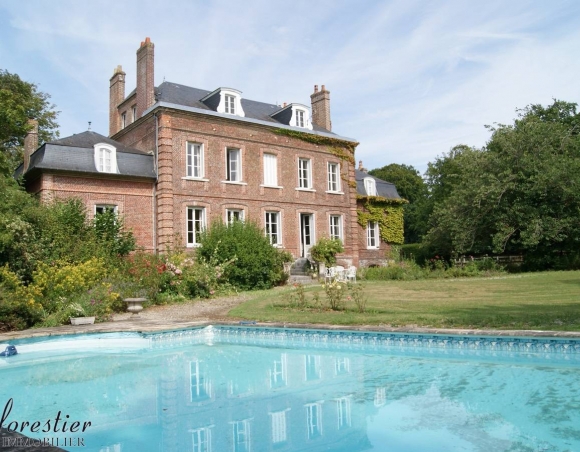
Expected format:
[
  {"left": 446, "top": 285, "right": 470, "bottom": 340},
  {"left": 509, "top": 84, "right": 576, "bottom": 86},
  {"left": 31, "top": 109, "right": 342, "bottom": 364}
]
[
  {"left": 345, "top": 265, "right": 357, "bottom": 283},
  {"left": 334, "top": 265, "right": 345, "bottom": 282},
  {"left": 325, "top": 267, "right": 336, "bottom": 284}
]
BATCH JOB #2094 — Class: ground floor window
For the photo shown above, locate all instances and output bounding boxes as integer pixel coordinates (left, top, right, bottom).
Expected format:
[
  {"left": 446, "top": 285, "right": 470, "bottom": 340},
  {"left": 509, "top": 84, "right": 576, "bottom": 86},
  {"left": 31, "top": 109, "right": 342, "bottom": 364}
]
[
  {"left": 95, "top": 204, "right": 117, "bottom": 215},
  {"left": 265, "top": 211, "right": 281, "bottom": 245},
  {"left": 187, "top": 207, "right": 206, "bottom": 246},
  {"left": 226, "top": 209, "right": 244, "bottom": 224},
  {"left": 367, "top": 221, "right": 379, "bottom": 249},
  {"left": 329, "top": 215, "right": 343, "bottom": 241}
]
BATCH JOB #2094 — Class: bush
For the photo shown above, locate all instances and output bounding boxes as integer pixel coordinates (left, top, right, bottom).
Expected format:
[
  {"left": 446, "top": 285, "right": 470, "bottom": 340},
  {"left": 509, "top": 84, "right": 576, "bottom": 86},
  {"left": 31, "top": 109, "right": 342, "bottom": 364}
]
[
  {"left": 198, "top": 221, "right": 292, "bottom": 290},
  {"left": 360, "top": 260, "right": 426, "bottom": 281},
  {"left": 310, "top": 238, "right": 344, "bottom": 266}
]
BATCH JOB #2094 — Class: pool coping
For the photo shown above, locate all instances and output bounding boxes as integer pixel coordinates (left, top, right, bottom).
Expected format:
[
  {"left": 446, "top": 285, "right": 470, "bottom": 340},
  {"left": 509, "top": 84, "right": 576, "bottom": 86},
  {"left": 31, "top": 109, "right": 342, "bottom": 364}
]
[{"left": 1, "top": 319, "right": 580, "bottom": 342}]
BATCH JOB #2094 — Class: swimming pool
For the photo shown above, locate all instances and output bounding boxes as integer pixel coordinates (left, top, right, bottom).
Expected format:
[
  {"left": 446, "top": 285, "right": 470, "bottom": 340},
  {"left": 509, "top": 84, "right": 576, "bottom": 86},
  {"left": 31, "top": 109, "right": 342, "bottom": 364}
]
[{"left": 1, "top": 326, "right": 579, "bottom": 451}]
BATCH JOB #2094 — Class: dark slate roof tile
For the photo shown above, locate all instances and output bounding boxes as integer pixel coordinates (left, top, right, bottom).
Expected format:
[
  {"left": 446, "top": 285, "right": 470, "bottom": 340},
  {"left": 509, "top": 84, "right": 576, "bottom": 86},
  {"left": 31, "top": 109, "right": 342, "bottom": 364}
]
[{"left": 355, "top": 169, "right": 401, "bottom": 199}]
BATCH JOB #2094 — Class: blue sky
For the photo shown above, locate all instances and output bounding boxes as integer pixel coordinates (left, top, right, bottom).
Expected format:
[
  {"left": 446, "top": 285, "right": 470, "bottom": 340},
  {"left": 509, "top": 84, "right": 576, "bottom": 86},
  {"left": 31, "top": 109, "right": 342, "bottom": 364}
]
[{"left": 1, "top": 0, "right": 579, "bottom": 173}]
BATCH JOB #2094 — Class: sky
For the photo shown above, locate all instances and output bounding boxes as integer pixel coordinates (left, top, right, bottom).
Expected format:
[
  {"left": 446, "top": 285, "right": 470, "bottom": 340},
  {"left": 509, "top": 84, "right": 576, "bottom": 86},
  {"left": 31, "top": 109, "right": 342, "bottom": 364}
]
[{"left": 1, "top": 0, "right": 579, "bottom": 174}]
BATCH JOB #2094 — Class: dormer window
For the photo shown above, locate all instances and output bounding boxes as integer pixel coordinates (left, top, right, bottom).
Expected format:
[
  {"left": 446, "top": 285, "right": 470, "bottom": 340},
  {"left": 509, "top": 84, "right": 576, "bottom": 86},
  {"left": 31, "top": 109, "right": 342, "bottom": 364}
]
[
  {"left": 201, "top": 88, "right": 245, "bottom": 117},
  {"left": 225, "top": 94, "right": 235, "bottom": 114},
  {"left": 296, "top": 109, "right": 305, "bottom": 127},
  {"left": 94, "top": 143, "right": 118, "bottom": 174},
  {"left": 364, "top": 177, "right": 377, "bottom": 196}
]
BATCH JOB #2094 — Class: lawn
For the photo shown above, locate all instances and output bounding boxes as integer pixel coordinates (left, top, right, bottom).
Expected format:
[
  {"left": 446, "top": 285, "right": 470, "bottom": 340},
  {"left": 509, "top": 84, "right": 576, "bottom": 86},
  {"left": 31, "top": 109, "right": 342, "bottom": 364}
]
[{"left": 229, "top": 271, "right": 580, "bottom": 331}]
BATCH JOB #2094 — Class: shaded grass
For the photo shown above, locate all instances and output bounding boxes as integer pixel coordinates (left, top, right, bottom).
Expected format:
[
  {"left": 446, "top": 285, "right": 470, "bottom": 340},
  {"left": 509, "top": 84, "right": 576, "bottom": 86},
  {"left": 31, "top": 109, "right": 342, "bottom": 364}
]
[{"left": 229, "top": 271, "right": 580, "bottom": 331}]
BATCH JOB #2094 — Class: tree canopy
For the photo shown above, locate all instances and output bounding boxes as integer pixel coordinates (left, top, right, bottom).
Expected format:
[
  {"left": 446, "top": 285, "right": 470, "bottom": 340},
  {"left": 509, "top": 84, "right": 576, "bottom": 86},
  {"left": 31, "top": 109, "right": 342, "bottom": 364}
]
[
  {"left": 424, "top": 100, "right": 580, "bottom": 269},
  {"left": 0, "top": 69, "right": 59, "bottom": 173}
]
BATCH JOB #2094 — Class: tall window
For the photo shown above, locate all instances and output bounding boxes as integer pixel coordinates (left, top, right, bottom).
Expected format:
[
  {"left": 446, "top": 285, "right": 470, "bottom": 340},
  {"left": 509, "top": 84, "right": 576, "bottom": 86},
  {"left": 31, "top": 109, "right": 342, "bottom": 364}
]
[
  {"left": 305, "top": 355, "right": 321, "bottom": 381},
  {"left": 187, "top": 207, "right": 206, "bottom": 247},
  {"left": 296, "top": 110, "right": 305, "bottom": 127},
  {"left": 121, "top": 112, "right": 126, "bottom": 129},
  {"left": 225, "top": 94, "right": 235, "bottom": 114},
  {"left": 334, "top": 357, "right": 350, "bottom": 375},
  {"left": 191, "top": 427, "right": 212, "bottom": 452},
  {"left": 270, "top": 411, "right": 288, "bottom": 444},
  {"left": 305, "top": 403, "right": 322, "bottom": 439},
  {"left": 97, "top": 147, "right": 113, "bottom": 173},
  {"left": 329, "top": 215, "right": 342, "bottom": 241},
  {"left": 187, "top": 143, "right": 204, "bottom": 178},
  {"left": 190, "top": 360, "right": 211, "bottom": 401},
  {"left": 132, "top": 105, "right": 137, "bottom": 123},
  {"left": 364, "top": 177, "right": 377, "bottom": 196},
  {"left": 327, "top": 162, "right": 340, "bottom": 192},
  {"left": 269, "top": 354, "right": 287, "bottom": 388},
  {"left": 227, "top": 148, "right": 241, "bottom": 182},
  {"left": 265, "top": 212, "right": 280, "bottom": 245},
  {"left": 367, "top": 221, "right": 379, "bottom": 249},
  {"left": 298, "top": 158, "right": 312, "bottom": 189},
  {"left": 336, "top": 397, "right": 352, "bottom": 429},
  {"left": 232, "top": 420, "right": 251, "bottom": 452},
  {"left": 263, "top": 153, "right": 278, "bottom": 186},
  {"left": 226, "top": 209, "right": 244, "bottom": 224}
]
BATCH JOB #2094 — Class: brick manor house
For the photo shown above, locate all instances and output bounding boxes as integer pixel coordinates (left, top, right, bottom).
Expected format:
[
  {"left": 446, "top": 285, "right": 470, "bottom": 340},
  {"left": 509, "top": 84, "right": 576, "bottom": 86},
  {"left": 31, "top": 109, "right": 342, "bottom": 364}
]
[{"left": 18, "top": 38, "right": 401, "bottom": 267}]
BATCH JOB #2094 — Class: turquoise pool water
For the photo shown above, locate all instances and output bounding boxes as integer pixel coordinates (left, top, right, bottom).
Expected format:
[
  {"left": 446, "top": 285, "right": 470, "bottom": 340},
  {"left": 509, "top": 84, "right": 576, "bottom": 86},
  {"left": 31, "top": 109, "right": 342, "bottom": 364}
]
[{"left": 1, "top": 326, "right": 579, "bottom": 451}]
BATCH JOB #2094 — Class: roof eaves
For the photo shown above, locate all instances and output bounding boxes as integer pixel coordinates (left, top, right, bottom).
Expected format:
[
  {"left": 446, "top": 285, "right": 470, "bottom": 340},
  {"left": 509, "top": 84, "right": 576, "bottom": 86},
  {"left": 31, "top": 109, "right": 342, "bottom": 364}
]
[{"left": 144, "top": 101, "right": 358, "bottom": 144}]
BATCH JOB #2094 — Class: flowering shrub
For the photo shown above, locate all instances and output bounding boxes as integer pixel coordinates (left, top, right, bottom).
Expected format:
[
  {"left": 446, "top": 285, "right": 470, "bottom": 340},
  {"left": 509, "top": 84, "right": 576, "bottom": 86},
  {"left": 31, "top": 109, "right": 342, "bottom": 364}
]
[{"left": 322, "top": 280, "right": 346, "bottom": 310}]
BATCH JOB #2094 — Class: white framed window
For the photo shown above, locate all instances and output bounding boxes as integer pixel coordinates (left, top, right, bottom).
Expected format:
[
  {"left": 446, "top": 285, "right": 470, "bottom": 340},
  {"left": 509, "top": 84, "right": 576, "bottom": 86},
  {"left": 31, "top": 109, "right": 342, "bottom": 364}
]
[
  {"left": 227, "top": 148, "right": 241, "bottom": 182},
  {"left": 269, "top": 354, "right": 287, "bottom": 388},
  {"left": 94, "top": 143, "right": 117, "bottom": 174},
  {"left": 190, "top": 360, "right": 211, "bottom": 401},
  {"left": 305, "top": 402, "right": 323, "bottom": 439},
  {"left": 132, "top": 105, "right": 137, "bottom": 123},
  {"left": 121, "top": 112, "right": 126, "bottom": 129},
  {"left": 298, "top": 158, "right": 312, "bottom": 189},
  {"left": 304, "top": 355, "right": 321, "bottom": 381},
  {"left": 334, "top": 357, "right": 350, "bottom": 375},
  {"left": 225, "top": 94, "right": 235, "bottom": 115},
  {"left": 327, "top": 162, "right": 340, "bottom": 192},
  {"left": 265, "top": 211, "right": 281, "bottom": 246},
  {"left": 374, "top": 387, "right": 387, "bottom": 407},
  {"left": 336, "top": 396, "right": 352, "bottom": 430},
  {"left": 232, "top": 419, "right": 251, "bottom": 452},
  {"left": 226, "top": 209, "right": 244, "bottom": 224},
  {"left": 187, "top": 207, "right": 206, "bottom": 247},
  {"left": 364, "top": 177, "right": 377, "bottom": 196},
  {"left": 263, "top": 153, "right": 278, "bottom": 186},
  {"left": 329, "top": 215, "right": 343, "bottom": 242},
  {"left": 269, "top": 410, "right": 289, "bottom": 444},
  {"left": 296, "top": 109, "right": 305, "bottom": 128},
  {"left": 95, "top": 205, "right": 118, "bottom": 216},
  {"left": 191, "top": 427, "right": 212, "bottom": 452},
  {"left": 187, "top": 142, "right": 204, "bottom": 178},
  {"left": 367, "top": 221, "right": 379, "bottom": 249}
]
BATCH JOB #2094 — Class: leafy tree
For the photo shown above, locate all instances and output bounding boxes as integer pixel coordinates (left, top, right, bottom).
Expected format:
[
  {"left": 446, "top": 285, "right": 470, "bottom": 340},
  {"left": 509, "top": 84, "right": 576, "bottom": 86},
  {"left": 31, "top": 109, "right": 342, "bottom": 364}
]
[
  {"left": 0, "top": 70, "right": 59, "bottom": 172},
  {"left": 424, "top": 100, "right": 580, "bottom": 269},
  {"left": 369, "top": 163, "right": 428, "bottom": 243}
]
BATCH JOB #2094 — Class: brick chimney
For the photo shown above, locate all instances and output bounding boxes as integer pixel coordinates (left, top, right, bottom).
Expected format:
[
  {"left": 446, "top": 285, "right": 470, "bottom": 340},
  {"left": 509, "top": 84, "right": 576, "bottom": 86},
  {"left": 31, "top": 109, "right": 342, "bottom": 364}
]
[
  {"left": 136, "top": 37, "right": 155, "bottom": 119},
  {"left": 310, "top": 84, "right": 331, "bottom": 131},
  {"left": 23, "top": 119, "right": 38, "bottom": 173},
  {"left": 109, "top": 65, "right": 126, "bottom": 136}
]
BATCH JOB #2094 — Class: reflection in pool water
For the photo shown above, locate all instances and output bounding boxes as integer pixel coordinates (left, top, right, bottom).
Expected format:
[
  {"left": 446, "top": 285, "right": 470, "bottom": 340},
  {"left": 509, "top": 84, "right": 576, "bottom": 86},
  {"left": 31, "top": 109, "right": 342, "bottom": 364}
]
[{"left": 1, "top": 327, "right": 579, "bottom": 451}]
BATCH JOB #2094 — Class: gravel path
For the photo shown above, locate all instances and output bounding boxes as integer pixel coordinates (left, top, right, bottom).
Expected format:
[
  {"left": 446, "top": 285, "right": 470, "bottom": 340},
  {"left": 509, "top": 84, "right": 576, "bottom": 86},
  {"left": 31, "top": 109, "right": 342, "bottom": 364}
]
[{"left": 112, "top": 293, "right": 251, "bottom": 322}]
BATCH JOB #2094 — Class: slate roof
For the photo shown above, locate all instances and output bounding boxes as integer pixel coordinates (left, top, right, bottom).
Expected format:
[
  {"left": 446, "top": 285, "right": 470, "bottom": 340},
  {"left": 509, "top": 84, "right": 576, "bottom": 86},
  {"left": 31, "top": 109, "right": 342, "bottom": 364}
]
[
  {"left": 18, "top": 131, "right": 155, "bottom": 180},
  {"left": 154, "top": 82, "right": 334, "bottom": 134},
  {"left": 355, "top": 169, "right": 402, "bottom": 200}
]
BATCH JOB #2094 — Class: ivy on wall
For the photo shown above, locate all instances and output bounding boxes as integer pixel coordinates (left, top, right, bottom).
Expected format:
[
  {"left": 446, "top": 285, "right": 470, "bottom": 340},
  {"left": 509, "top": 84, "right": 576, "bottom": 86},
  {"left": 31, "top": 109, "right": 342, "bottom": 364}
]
[
  {"left": 356, "top": 196, "right": 406, "bottom": 245},
  {"left": 273, "top": 128, "right": 358, "bottom": 187}
]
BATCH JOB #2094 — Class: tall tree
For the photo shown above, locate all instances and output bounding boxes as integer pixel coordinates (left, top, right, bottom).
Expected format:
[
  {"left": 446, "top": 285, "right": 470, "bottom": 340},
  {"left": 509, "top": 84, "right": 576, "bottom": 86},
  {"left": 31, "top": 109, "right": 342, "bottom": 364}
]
[
  {"left": 0, "top": 70, "right": 59, "bottom": 172},
  {"left": 368, "top": 163, "right": 428, "bottom": 243},
  {"left": 424, "top": 100, "right": 580, "bottom": 268}
]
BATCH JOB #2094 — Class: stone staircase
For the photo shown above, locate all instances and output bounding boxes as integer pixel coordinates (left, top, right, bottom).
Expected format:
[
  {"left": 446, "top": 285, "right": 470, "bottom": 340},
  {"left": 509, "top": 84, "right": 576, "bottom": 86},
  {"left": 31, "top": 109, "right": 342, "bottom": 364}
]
[{"left": 288, "top": 258, "right": 317, "bottom": 284}]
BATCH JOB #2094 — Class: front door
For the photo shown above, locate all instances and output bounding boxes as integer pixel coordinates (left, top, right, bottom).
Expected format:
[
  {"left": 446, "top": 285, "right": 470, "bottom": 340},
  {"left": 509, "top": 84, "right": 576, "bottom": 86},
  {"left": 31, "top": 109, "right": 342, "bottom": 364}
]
[{"left": 300, "top": 213, "right": 314, "bottom": 257}]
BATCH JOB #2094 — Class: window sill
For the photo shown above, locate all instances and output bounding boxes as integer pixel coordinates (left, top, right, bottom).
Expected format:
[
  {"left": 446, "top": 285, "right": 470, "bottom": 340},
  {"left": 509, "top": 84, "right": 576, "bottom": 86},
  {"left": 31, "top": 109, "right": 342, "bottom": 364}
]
[
  {"left": 182, "top": 177, "right": 209, "bottom": 182},
  {"left": 221, "top": 181, "right": 248, "bottom": 185},
  {"left": 186, "top": 243, "right": 201, "bottom": 248},
  {"left": 260, "top": 184, "right": 284, "bottom": 189},
  {"left": 366, "top": 246, "right": 380, "bottom": 250},
  {"left": 325, "top": 190, "right": 344, "bottom": 195},
  {"left": 295, "top": 188, "right": 316, "bottom": 192}
]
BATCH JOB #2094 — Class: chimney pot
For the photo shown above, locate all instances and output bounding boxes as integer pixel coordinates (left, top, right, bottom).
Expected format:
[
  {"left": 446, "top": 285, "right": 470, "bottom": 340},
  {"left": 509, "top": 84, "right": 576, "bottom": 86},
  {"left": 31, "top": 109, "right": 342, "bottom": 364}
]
[
  {"left": 314, "top": 85, "right": 318, "bottom": 93},
  {"left": 23, "top": 119, "right": 38, "bottom": 173},
  {"left": 358, "top": 160, "right": 363, "bottom": 170},
  {"left": 283, "top": 102, "right": 287, "bottom": 107},
  {"left": 321, "top": 84, "right": 326, "bottom": 91}
]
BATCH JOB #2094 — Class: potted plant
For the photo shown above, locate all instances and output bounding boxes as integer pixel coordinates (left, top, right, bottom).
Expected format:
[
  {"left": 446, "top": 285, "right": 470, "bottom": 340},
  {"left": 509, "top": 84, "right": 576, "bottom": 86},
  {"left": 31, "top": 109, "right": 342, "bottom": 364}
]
[{"left": 68, "top": 301, "right": 95, "bottom": 325}]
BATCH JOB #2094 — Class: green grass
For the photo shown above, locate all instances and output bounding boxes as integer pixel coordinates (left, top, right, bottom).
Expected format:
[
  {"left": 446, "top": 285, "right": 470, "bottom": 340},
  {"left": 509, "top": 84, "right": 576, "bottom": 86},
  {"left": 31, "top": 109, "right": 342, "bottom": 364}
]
[{"left": 228, "top": 271, "right": 580, "bottom": 331}]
